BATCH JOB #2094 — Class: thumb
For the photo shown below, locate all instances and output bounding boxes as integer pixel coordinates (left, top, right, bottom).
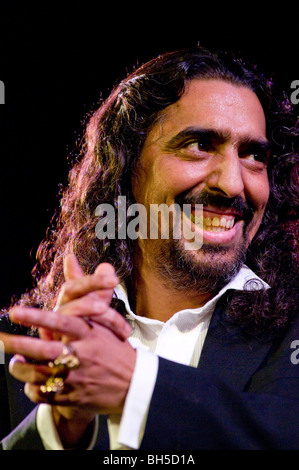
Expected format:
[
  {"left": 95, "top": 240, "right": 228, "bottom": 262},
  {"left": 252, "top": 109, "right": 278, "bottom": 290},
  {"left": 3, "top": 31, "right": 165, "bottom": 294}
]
[
  {"left": 52, "top": 253, "right": 84, "bottom": 312},
  {"left": 48, "top": 253, "right": 84, "bottom": 342},
  {"left": 64, "top": 253, "right": 84, "bottom": 281},
  {"left": 93, "top": 262, "right": 118, "bottom": 305},
  {"left": 94, "top": 262, "right": 117, "bottom": 278}
]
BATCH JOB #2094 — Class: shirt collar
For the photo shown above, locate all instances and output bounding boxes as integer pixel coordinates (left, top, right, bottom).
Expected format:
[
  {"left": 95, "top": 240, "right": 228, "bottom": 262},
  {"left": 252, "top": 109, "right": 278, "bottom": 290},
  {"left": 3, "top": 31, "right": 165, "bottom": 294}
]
[{"left": 113, "top": 265, "right": 270, "bottom": 325}]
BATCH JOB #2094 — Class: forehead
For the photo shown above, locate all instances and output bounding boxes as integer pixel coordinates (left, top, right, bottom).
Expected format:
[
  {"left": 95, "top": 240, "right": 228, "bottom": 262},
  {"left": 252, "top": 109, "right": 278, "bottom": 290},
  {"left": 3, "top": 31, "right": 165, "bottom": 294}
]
[{"left": 147, "top": 79, "right": 267, "bottom": 145}]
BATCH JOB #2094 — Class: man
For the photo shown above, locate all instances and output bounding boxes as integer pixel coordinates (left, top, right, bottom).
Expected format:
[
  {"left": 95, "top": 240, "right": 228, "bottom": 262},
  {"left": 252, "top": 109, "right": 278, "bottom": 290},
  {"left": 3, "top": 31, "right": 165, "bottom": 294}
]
[{"left": 0, "top": 47, "right": 298, "bottom": 450}]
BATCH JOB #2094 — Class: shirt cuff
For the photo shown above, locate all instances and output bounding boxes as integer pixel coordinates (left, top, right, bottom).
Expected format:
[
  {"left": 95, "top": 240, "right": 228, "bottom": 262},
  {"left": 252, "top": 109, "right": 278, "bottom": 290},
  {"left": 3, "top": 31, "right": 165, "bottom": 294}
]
[
  {"left": 36, "top": 404, "right": 99, "bottom": 450},
  {"left": 118, "top": 348, "right": 159, "bottom": 449}
]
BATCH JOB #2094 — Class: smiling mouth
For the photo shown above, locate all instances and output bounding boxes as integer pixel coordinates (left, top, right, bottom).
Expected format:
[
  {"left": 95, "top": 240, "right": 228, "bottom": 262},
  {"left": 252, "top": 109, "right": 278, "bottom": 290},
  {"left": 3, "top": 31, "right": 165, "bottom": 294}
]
[
  {"left": 189, "top": 208, "right": 242, "bottom": 233},
  {"left": 176, "top": 191, "right": 254, "bottom": 238}
]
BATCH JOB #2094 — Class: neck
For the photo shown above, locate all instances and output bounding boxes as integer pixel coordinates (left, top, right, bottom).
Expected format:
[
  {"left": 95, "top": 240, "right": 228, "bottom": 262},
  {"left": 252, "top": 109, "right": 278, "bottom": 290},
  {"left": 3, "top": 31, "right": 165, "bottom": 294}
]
[{"left": 132, "top": 266, "right": 213, "bottom": 322}]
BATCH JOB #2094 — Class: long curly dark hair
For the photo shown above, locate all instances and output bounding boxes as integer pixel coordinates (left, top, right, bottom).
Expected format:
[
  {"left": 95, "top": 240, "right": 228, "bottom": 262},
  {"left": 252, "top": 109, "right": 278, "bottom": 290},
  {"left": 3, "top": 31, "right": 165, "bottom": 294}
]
[{"left": 7, "top": 47, "right": 299, "bottom": 335}]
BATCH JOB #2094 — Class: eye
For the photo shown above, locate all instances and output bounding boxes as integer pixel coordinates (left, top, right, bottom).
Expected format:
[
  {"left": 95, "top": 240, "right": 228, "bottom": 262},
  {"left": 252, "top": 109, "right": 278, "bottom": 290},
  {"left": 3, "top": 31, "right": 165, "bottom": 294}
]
[
  {"left": 239, "top": 148, "right": 270, "bottom": 165},
  {"left": 184, "top": 139, "right": 214, "bottom": 153},
  {"left": 244, "top": 152, "right": 260, "bottom": 161}
]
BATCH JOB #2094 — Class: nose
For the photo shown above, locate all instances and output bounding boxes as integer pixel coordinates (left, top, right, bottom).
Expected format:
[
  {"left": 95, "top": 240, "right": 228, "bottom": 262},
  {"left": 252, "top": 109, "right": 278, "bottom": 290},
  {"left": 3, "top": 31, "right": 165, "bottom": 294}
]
[{"left": 205, "top": 150, "right": 245, "bottom": 198}]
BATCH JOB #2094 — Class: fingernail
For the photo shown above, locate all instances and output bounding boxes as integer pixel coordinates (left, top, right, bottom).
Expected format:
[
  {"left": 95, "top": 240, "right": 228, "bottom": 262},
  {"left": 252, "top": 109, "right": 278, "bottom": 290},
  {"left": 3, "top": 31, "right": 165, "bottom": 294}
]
[
  {"left": 10, "top": 307, "right": 22, "bottom": 321},
  {"left": 103, "top": 277, "right": 118, "bottom": 288},
  {"left": 124, "top": 322, "right": 132, "bottom": 336}
]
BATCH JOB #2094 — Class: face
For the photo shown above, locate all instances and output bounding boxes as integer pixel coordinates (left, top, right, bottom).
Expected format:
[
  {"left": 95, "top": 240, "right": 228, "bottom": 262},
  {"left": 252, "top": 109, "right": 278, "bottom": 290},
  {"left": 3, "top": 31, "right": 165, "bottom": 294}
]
[{"left": 132, "top": 79, "right": 270, "bottom": 292}]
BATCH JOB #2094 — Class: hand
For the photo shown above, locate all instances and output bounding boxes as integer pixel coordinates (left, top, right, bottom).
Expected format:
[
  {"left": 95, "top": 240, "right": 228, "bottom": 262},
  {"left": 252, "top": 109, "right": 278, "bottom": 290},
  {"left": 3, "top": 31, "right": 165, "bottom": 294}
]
[
  {"left": 3, "top": 254, "right": 134, "bottom": 448},
  {"left": 1, "top": 306, "right": 136, "bottom": 448},
  {"left": 39, "top": 254, "right": 132, "bottom": 341}
]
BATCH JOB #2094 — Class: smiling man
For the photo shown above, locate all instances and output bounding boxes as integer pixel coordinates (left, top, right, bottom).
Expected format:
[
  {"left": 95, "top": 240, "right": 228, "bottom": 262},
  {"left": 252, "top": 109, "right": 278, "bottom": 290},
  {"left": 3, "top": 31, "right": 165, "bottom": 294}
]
[
  {"left": 0, "top": 47, "right": 298, "bottom": 450},
  {"left": 132, "top": 79, "right": 271, "bottom": 319}
]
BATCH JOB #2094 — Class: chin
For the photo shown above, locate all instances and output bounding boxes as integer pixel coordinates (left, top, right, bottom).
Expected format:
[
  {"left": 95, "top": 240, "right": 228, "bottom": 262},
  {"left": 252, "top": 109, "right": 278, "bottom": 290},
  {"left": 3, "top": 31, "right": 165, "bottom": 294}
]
[{"left": 154, "top": 235, "right": 248, "bottom": 294}]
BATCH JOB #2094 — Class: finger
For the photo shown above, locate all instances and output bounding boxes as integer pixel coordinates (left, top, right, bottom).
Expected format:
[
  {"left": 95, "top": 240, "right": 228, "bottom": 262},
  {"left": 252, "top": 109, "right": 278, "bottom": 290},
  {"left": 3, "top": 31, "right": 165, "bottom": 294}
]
[
  {"left": 55, "top": 253, "right": 84, "bottom": 307},
  {"left": 64, "top": 253, "right": 85, "bottom": 281},
  {"left": 24, "top": 382, "right": 75, "bottom": 405},
  {"left": 9, "top": 307, "right": 91, "bottom": 339},
  {"left": 10, "top": 354, "right": 26, "bottom": 364},
  {"left": 94, "top": 262, "right": 116, "bottom": 278},
  {"left": 38, "top": 327, "right": 56, "bottom": 341},
  {"left": 0, "top": 331, "right": 63, "bottom": 362},
  {"left": 88, "top": 307, "right": 132, "bottom": 338},
  {"left": 24, "top": 383, "right": 57, "bottom": 404},
  {"left": 63, "top": 255, "right": 118, "bottom": 303},
  {"left": 56, "top": 273, "right": 118, "bottom": 307},
  {"left": 94, "top": 263, "right": 118, "bottom": 305},
  {"left": 57, "top": 298, "right": 132, "bottom": 339},
  {"left": 9, "top": 355, "right": 52, "bottom": 384},
  {"left": 24, "top": 383, "right": 44, "bottom": 403}
]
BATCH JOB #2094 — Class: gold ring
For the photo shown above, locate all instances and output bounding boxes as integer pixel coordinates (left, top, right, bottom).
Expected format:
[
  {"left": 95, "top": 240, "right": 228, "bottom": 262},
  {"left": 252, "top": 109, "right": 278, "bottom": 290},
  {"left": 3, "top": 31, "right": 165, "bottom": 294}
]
[
  {"left": 40, "top": 344, "right": 80, "bottom": 395},
  {"left": 49, "top": 343, "right": 80, "bottom": 371},
  {"left": 40, "top": 376, "right": 65, "bottom": 395}
]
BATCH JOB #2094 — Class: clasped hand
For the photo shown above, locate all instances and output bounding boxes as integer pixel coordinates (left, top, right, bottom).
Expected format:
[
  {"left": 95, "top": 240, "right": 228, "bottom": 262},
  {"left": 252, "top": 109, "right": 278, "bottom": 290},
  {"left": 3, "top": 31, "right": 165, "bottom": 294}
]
[{"left": 1, "top": 255, "right": 136, "bottom": 421}]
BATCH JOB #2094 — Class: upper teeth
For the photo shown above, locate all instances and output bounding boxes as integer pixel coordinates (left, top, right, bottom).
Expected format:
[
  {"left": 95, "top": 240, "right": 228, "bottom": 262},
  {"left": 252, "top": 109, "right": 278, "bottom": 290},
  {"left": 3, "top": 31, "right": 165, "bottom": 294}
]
[{"left": 190, "top": 214, "right": 235, "bottom": 230}]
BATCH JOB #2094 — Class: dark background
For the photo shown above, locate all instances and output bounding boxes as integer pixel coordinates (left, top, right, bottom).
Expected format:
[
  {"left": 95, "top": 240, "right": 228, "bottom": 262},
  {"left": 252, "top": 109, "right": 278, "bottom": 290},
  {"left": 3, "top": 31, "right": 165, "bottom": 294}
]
[{"left": 0, "top": 2, "right": 298, "bottom": 309}]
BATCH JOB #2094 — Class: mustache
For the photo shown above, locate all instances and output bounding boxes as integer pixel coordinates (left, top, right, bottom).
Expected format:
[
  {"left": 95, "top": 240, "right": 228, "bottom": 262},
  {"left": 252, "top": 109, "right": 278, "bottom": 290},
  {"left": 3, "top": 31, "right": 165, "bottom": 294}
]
[{"left": 175, "top": 190, "right": 255, "bottom": 225}]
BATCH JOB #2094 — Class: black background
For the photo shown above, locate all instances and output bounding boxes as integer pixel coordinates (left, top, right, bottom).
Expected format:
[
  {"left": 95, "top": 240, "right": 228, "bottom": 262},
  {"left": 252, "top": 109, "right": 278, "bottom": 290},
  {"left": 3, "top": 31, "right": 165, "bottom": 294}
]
[{"left": 0, "top": 2, "right": 298, "bottom": 309}]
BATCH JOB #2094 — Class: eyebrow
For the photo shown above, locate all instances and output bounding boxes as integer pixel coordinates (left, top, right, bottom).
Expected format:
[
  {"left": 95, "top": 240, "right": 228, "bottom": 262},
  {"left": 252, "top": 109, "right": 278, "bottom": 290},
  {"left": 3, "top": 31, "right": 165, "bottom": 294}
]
[{"left": 165, "top": 126, "right": 271, "bottom": 152}]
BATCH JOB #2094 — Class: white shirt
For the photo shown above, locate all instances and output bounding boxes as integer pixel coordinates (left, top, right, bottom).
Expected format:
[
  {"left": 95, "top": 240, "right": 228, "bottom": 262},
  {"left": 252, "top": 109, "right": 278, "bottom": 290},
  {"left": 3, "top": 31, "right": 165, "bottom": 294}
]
[{"left": 37, "top": 265, "right": 269, "bottom": 449}]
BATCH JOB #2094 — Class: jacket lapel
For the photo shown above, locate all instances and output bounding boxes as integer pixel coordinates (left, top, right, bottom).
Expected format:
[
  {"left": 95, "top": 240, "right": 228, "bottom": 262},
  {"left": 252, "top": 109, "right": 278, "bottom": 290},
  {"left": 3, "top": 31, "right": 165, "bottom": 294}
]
[
  {"left": 93, "top": 415, "right": 110, "bottom": 449},
  {"left": 198, "top": 292, "right": 275, "bottom": 391},
  {"left": 94, "top": 292, "right": 277, "bottom": 448}
]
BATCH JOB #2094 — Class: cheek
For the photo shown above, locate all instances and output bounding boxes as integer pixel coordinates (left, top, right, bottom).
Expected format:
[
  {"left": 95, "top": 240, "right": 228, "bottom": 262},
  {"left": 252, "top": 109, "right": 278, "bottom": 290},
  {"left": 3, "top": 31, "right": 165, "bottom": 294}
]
[
  {"left": 131, "top": 166, "right": 168, "bottom": 206},
  {"left": 254, "top": 180, "right": 270, "bottom": 214},
  {"left": 158, "top": 160, "right": 208, "bottom": 199},
  {"left": 244, "top": 171, "right": 270, "bottom": 212},
  {"left": 244, "top": 173, "right": 269, "bottom": 240},
  {"left": 132, "top": 164, "right": 182, "bottom": 205}
]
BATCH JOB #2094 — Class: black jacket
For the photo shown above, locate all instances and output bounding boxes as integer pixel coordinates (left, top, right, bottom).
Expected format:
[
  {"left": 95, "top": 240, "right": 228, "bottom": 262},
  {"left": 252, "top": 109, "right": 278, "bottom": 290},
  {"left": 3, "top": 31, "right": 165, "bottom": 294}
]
[{"left": 1, "top": 294, "right": 299, "bottom": 450}]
